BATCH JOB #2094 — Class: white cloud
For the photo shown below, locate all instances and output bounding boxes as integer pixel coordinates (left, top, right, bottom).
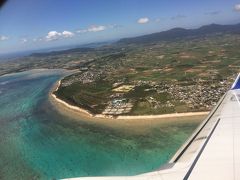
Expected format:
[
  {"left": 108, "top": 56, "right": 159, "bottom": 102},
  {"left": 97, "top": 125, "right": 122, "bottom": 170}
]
[
  {"left": 62, "top": 31, "right": 74, "bottom": 38},
  {"left": 234, "top": 4, "right": 240, "bottom": 11},
  {"left": 77, "top": 25, "right": 107, "bottom": 34},
  {"left": 21, "top": 38, "right": 28, "bottom": 44},
  {"left": 0, "top": 35, "right": 9, "bottom": 41},
  {"left": 45, "top": 30, "right": 74, "bottom": 41},
  {"left": 137, "top": 17, "right": 149, "bottom": 24},
  {"left": 33, "top": 37, "right": 44, "bottom": 42},
  {"left": 46, "top": 31, "right": 62, "bottom": 41},
  {"left": 88, "top": 25, "right": 106, "bottom": 32},
  {"left": 76, "top": 29, "right": 88, "bottom": 33}
]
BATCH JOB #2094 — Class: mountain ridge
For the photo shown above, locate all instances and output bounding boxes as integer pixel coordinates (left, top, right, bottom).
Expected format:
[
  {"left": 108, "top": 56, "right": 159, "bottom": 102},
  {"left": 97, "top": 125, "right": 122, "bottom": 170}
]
[{"left": 117, "top": 23, "right": 240, "bottom": 44}]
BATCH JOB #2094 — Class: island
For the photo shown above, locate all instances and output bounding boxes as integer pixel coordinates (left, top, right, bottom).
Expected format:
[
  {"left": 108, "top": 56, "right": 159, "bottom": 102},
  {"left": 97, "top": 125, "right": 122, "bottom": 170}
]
[{"left": 1, "top": 23, "right": 240, "bottom": 119}]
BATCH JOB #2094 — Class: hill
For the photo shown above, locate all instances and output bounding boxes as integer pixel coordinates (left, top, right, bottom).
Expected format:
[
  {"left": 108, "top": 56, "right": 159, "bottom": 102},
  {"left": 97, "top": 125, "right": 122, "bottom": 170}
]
[{"left": 118, "top": 23, "right": 240, "bottom": 44}]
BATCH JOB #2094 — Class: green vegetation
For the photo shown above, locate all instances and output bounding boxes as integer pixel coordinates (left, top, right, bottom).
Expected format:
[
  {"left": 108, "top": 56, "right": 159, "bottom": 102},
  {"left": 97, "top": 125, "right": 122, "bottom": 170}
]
[
  {"left": 55, "top": 80, "right": 112, "bottom": 114},
  {"left": 53, "top": 33, "right": 239, "bottom": 115},
  {"left": 1, "top": 25, "right": 240, "bottom": 116}
]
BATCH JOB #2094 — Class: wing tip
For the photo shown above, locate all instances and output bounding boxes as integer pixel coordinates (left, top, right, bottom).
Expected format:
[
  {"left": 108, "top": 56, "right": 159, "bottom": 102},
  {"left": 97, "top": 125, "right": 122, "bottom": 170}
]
[{"left": 231, "top": 73, "right": 240, "bottom": 90}]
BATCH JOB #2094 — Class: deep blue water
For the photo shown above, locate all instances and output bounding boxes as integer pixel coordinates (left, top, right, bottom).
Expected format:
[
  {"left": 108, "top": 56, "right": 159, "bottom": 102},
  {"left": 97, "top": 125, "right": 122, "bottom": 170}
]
[{"left": 0, "top": 70, "right": 201, "bottom": 179}]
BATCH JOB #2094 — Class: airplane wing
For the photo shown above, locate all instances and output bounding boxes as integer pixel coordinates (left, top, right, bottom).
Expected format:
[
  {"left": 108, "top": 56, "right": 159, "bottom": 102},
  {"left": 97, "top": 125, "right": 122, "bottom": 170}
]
[{"left": 64, "top": 74, "right": 240, "bottom": 180}]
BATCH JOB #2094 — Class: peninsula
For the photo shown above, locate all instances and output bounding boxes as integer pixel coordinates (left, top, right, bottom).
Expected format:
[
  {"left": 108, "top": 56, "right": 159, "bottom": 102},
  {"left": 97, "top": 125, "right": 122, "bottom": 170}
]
[{"left": 51, "top": 79, "right": 209, "bottom": 120}]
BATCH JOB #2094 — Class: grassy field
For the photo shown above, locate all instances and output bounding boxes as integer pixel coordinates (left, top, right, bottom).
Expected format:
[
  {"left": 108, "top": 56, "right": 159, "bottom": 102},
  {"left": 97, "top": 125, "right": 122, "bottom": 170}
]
[{"left": 55, "top": 80, "right": 113, "bottom": 114}]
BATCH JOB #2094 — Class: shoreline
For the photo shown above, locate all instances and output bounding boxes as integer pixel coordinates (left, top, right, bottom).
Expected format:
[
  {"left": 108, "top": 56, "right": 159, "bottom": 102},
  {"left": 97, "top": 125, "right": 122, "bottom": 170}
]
[
  {"left": 116, "top": 111, "right": 209, "bottom": 120},
  {"left": 51, "top": 80, "right": 94, "bottom": 117},
  {"left": 50, "top": 79, "right": 209, "bottom": 121}
]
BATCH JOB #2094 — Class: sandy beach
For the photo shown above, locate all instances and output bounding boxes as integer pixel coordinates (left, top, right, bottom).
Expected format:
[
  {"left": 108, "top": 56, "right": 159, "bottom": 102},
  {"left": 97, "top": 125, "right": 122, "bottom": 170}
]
[
  {"left": 51, "top": 80, "right": 94, "bottom": 117},
  {"left": 116, "top": 111, "right": 209, "bottom": 120}
]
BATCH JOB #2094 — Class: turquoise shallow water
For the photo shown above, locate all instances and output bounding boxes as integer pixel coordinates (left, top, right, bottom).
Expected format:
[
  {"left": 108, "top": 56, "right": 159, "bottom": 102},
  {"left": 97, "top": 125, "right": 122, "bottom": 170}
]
[{"left": 0, "top": 70, "right": 201, "bottom": 180}]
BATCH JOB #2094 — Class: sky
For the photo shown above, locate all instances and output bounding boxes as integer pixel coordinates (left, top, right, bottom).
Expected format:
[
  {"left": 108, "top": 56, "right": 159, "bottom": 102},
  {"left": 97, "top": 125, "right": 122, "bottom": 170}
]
[{"left": 0, "top": 0, "right": 240, "bottom": 54}]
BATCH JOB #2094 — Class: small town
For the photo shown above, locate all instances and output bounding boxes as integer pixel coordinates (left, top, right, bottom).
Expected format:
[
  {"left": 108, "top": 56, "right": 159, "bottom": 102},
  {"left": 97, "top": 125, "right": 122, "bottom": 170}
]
[
  {"left": 58, "top": 67, "right": 235, "bottom": 116},
  {"left": 102, "top": 77, "right": 233, "bottom": 115}
]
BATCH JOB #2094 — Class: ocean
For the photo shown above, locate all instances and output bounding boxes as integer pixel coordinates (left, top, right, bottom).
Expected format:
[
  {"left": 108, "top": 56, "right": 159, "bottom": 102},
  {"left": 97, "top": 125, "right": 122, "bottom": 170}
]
[{"left": 0, "top": 70, "right": 201, "bottom": 179}]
